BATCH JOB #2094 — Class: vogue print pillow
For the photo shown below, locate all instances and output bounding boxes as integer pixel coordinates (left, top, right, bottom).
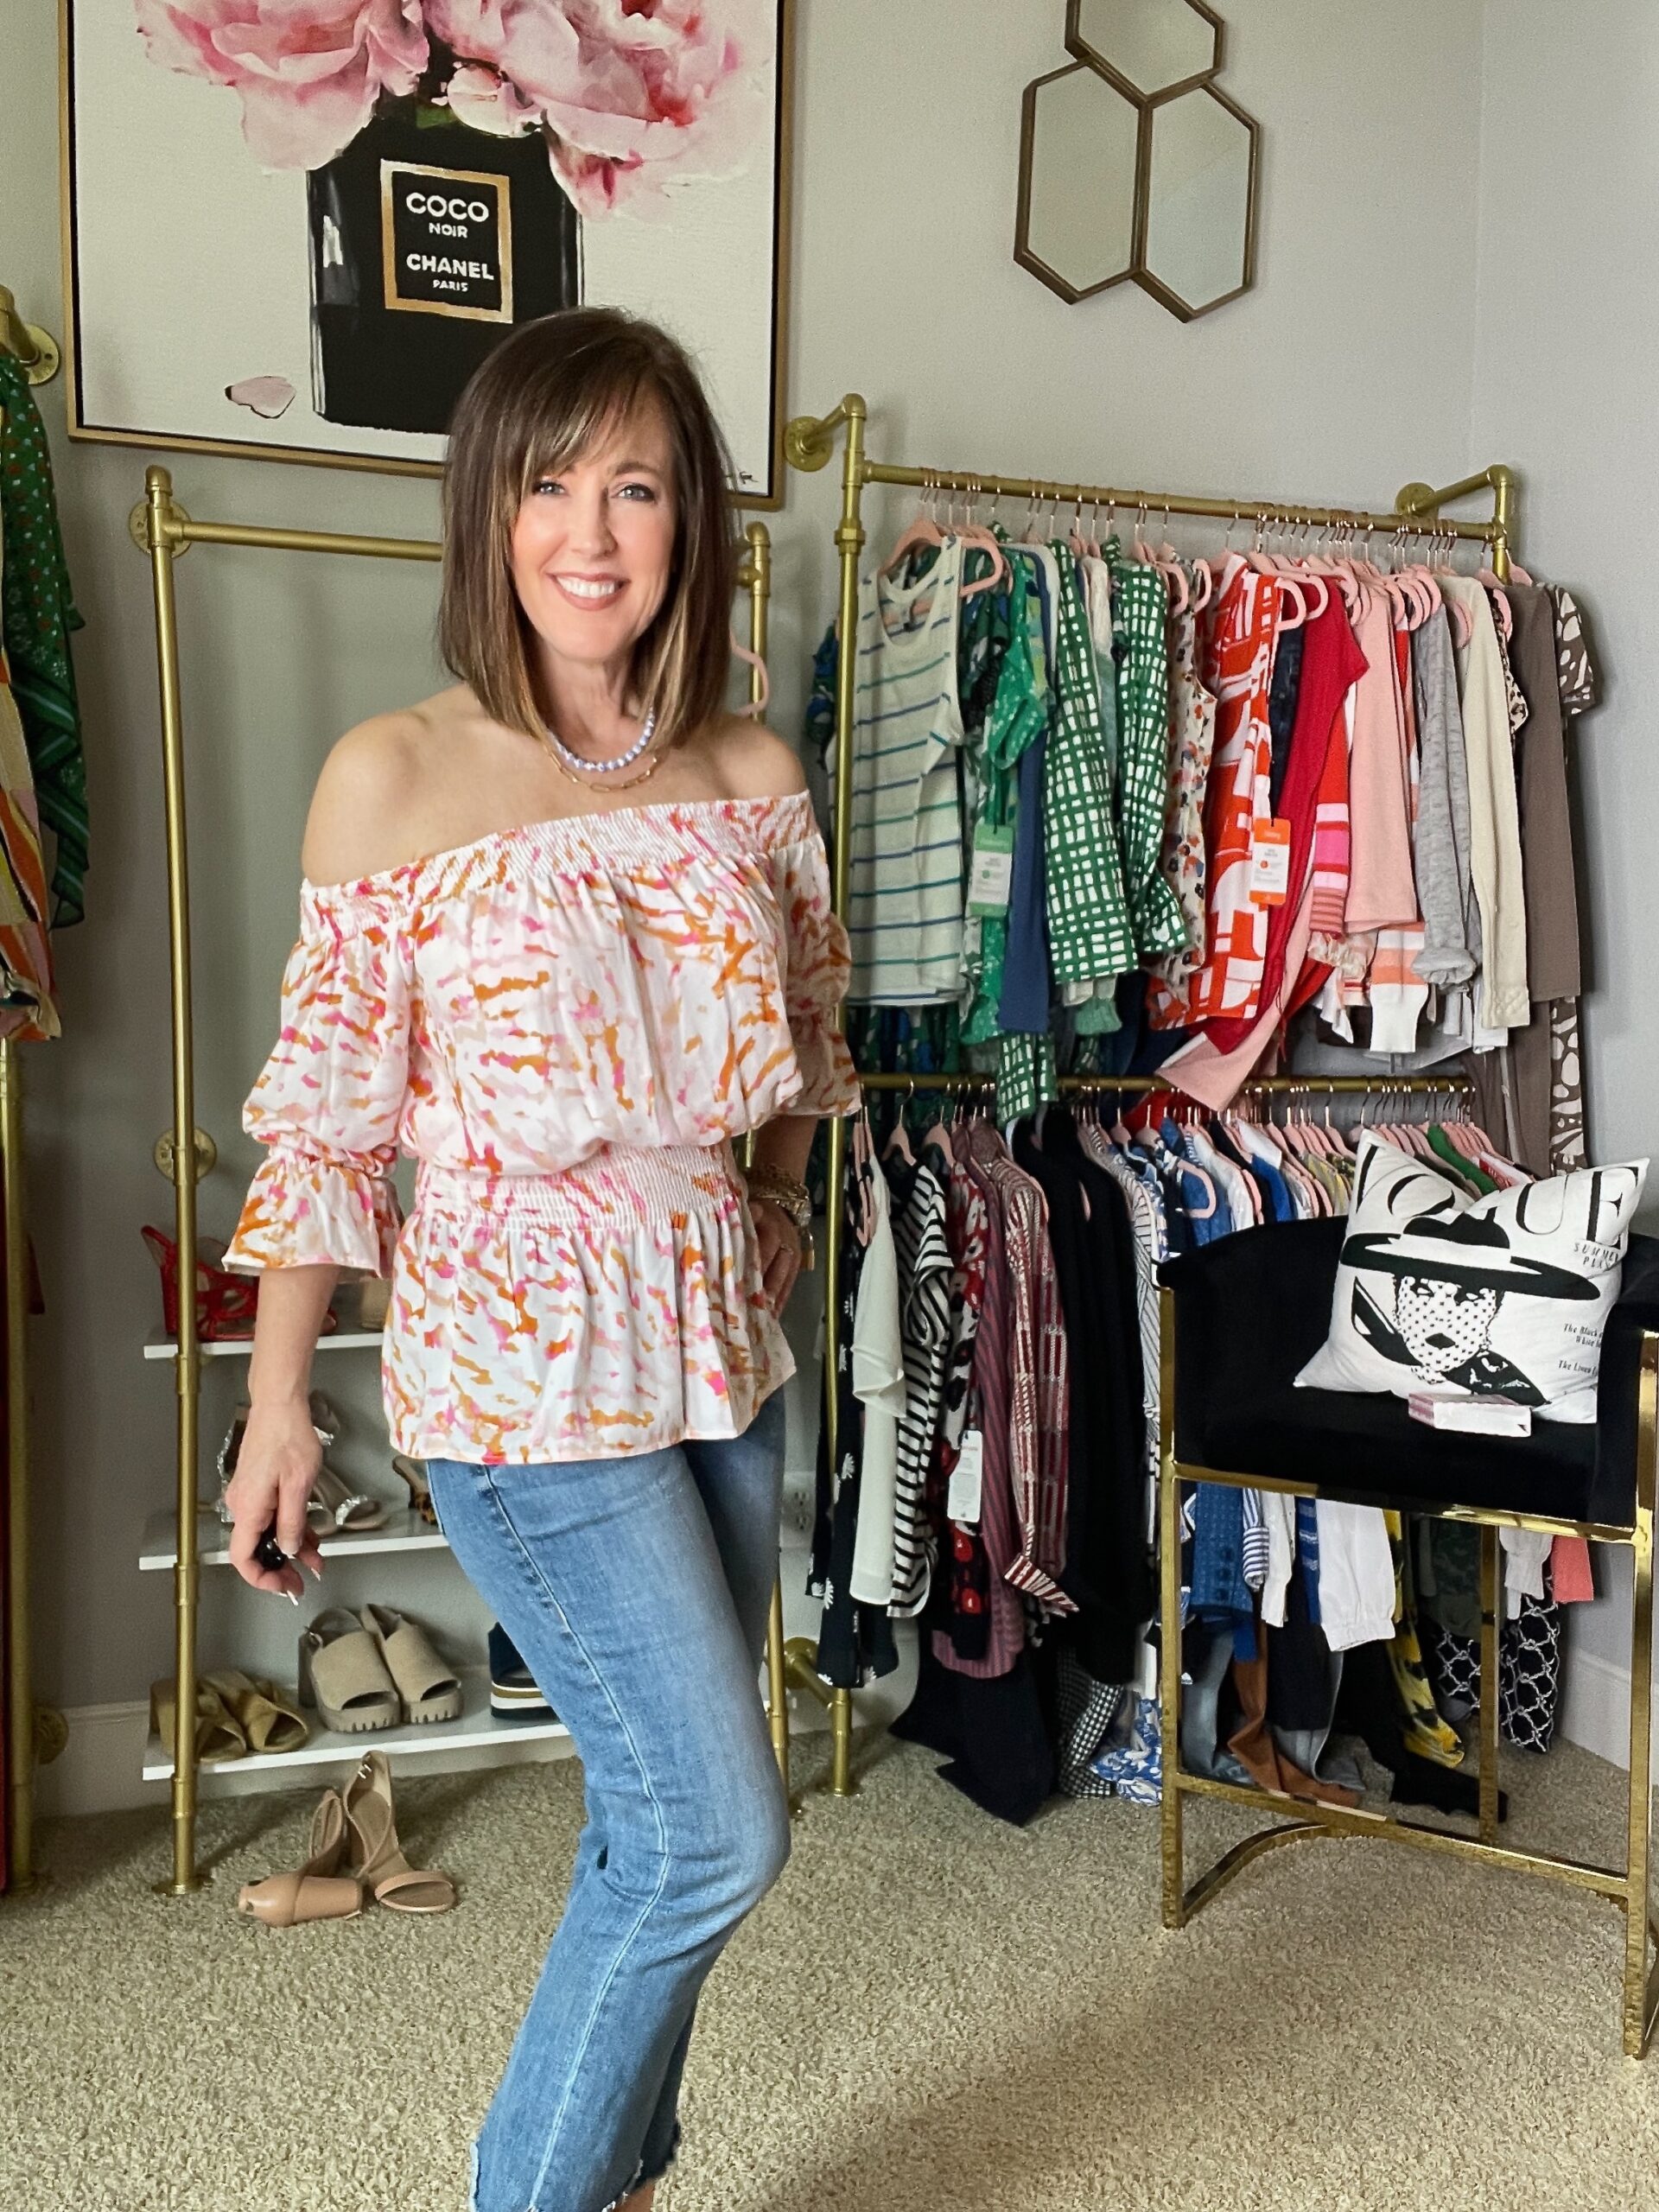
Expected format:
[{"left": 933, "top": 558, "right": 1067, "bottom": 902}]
[{"left": 1296, "top": 1136, "right": 1648, "bottom": 1425}]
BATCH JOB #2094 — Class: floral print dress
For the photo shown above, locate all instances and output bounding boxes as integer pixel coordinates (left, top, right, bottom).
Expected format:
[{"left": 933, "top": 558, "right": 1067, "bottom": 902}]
[{"left": 226, "top": 792, "right": 861, "bottom": 1465}]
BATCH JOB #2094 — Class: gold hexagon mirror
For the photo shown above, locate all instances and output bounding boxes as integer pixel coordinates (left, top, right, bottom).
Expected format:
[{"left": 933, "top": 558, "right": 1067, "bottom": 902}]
[
  {"left": 1142, "top": 85, "right": 1259, "bottom": 319},
  {"left": 1017, "top": 0, "right": 1260, "bottom": 321},
  {"left": 1069, "top": 0, "right": 1220, "bottom": 99},
  {"left": 1016, "top": 63, "right": 1142, "bottom": 302}
]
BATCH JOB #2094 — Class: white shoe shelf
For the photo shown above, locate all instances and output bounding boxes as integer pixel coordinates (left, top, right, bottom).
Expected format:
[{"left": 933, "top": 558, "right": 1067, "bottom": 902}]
[
  {"left": 139, "top": 1503, "right": 447, "bottom": 1573},
  {"left": 140, "top": 1666, "right": 569, "bottom": 1781},
  {"left": 143, "top": 1327, "right": 385, "bottom": 1361}
]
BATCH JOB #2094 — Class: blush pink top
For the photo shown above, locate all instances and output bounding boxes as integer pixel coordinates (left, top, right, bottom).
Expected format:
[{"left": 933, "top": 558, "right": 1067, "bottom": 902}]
[{"left": 225, "top": 791, "right": 861, "bottom": 1464}]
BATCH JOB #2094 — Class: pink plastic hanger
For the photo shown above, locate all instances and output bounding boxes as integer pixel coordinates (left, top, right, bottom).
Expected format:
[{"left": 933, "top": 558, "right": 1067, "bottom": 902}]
[{"left": 880, "top": 474, "right": 946, "bottom": 580}]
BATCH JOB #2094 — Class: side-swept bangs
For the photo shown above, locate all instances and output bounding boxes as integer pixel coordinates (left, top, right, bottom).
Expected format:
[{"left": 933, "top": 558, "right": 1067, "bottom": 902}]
[{"left": 440, "top": 308, "right": 740, "bottom": 749}]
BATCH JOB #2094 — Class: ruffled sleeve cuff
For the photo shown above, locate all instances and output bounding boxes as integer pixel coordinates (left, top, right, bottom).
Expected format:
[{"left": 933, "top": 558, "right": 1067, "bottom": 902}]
[
  {"left": 771, "top": 831, "right": 863, "bottom": 1119},
  {"left": 225, "top": 1144, "right": 403, "bottom": 1276},
  {"left": 788, "top": 1003, "right": 863, "bottom": 1119}
]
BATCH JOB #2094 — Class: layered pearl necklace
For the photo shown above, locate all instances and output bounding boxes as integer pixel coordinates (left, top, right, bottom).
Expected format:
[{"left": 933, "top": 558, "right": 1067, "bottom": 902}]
[{"left": 542, "top": 709, "right": 664, "bottom": 793}]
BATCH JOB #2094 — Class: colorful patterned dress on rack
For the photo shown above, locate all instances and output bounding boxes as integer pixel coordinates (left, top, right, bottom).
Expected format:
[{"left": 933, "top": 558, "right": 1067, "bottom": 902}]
[
  {"left": 1107, "top": 548, "right": 1188, "bottom": 959},
  {"left": 0, "top": 521, "right": 58, "bottom": 1041},
  {"left": 226, "top": 792, "right": 861, "bottom": 1464},
  {"left": 1150, "top": 554, "right": 1280, "bottom": 1029},
  {"left": 0, "top": 355, "right": 88, "bottom": 928},
  {"left": 1144, "top": 594, "right": 1218, "bottom": 1005}
]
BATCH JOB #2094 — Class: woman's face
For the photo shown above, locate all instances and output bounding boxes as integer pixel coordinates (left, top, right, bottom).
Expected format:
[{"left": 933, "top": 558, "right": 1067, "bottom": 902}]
[{"left": 509, "top": 395, "right": 679, "bottom": 692}]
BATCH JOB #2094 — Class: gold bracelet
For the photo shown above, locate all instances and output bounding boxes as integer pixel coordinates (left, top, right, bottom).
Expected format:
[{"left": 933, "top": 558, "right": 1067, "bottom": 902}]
[{"left": 743, "top": 1160, "right": 812, "bottom": 1234}]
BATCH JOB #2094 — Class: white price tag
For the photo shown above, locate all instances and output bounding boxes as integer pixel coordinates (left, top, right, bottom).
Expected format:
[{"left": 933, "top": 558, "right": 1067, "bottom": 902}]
[
  {"left": 947, "top": 1428, "right": 984, "bottom": 1525},
  {"left": 967, "top": 825, "right": 1015, "bottom": 916},
  {"left": 1249, "top": 818, "right": 1292, "bottom": 907}
]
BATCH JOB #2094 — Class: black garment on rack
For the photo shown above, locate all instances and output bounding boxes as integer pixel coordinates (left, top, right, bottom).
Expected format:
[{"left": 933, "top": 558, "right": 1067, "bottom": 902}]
[
  {"left": 890, "top": 1636, "right": 1056, "bottom": 1826},
  {"left": 810, "top": 1152, "right": 899, "bottom": 1692},
  {"left": 1012, "top": 1111, "right": 1149, "bottom": 1683},
  {"left": 1267, "top": 616, "right": 1306, "bottom": 815}
]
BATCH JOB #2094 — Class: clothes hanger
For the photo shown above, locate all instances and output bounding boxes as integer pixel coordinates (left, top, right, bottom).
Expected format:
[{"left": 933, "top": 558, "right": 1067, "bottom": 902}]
[
  {"left": 880, "top": 472, "right": 946, "bottom": 580},
  {"left": 955, "top": 480, "right": 1009, "bottom": 601}
]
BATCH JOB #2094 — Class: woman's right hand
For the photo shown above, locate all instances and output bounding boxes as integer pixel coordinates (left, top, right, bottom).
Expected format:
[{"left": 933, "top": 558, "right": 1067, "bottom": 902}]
[{"left": 226, "top": 1395, "right": 326, "bottom": 1599}]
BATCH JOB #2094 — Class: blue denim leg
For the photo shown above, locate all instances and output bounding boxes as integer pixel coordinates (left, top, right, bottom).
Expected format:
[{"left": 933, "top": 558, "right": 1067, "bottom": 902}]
[{"left": 427, "top": 1391, "right": 789, "bottom": 2212}]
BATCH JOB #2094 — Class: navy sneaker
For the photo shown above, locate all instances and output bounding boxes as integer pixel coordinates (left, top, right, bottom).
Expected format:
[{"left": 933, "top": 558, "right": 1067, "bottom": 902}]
[{"left": 488, "top": 1623, "right": 555, "bottom": 1721}]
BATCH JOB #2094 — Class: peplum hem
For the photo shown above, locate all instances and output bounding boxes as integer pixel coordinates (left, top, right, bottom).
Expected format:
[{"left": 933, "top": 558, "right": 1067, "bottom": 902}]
[
  {"left": 226, "top": 1145, "right": 403, "bottom": 1276},
  {"left": 381, "top": 1146, "right": 797, "bottom": 1465}
]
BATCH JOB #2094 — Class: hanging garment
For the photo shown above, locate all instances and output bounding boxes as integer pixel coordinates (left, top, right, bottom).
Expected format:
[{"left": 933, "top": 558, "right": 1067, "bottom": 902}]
[
  {"left": 964, "top": 1121, "right": 1075, "bottom": 1616},
  {"left": 1106, "top": 549, "right": 1187, "bottom": 958},
  {"left": 810, "top": 1140, "right": 901, "bottom": 1691},
  {"left": 847, "top": 1161, "right": 906, "bottom": 1609},
  {"left": 1144, "top": 595, "right": 1219, "bottom": 1000},
  {"left": 0, "top": 581, "right": 58, "bottom": 1040},
  {"left": 933, "top": 1131, "right": 1028, "bottom": 1678},
  {"left": 1409, "top": 605, "right": 1478, "bottom": 992},
  {"left": 1040, "top": 547, "right": 1136, "bottom": 994},
  {"left": 840, "top": 537, "right": 967, "bottom": 1005},
  {"left": 885, "top": 1142, "right": 952, "bottom": 1619},
  {"left": 0, "top": 355, "right": 88, "bottom": 928},
  {"left": 1166, "top": 555, "right": 1281, "bottom": 1027},
  {"left": 1441, "top": 574, "right": 1529, "bottom": 1032}
]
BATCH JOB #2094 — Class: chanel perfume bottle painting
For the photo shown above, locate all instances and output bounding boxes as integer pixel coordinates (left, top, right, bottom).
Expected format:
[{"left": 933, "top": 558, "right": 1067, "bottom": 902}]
[{"left": 66, "top": 3, "right": 787, "bottom": 495}]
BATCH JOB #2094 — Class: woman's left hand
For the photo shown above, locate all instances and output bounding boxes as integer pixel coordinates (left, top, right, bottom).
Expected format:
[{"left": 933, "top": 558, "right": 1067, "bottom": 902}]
[{"left": 749, "top": 1195, "right": 804, "bottom": 1316}]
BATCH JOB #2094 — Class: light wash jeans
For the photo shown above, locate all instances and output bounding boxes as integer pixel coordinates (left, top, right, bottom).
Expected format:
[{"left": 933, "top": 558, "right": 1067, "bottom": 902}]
[{"left": 428, "top": 1389, "right": 790, "bottom": 2212}]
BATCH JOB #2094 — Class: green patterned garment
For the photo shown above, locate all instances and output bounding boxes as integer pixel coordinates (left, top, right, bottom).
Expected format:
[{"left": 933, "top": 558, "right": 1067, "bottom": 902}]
[
  {"left": 996, "top": 1027, "right": 1058, "bottom": 1123},
  {"left": 0, "top": 357, "right": 88, "bottom": 926},
  {"left": 1042, "top": 545, "right": 1135, "bottom": 988},
  {"left": 961, "top": 553, "right": 1046, "bottom": 1048},
  {"left": 1107, "top": 548, "right": 1186, "bottom": 957}
]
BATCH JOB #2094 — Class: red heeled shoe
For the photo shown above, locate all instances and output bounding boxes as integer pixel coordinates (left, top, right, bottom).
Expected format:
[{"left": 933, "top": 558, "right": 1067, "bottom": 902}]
[{"left": 141, "top": 1224, "right": 261, "bottom": 1341}]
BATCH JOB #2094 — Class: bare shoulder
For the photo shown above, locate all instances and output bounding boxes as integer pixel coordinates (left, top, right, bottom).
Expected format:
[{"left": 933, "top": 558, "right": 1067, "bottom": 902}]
[
  {"left": 701, "top": 715, "right": 809, "bottom": 801},
  {"left": 302, "top": 688, "right": 471, "bottom": 886}
]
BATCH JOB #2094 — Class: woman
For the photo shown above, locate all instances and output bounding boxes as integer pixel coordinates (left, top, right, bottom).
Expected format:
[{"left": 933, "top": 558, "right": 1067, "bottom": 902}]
[{"left": 222, "top": 307, "right": 859, "bottom": 2212}]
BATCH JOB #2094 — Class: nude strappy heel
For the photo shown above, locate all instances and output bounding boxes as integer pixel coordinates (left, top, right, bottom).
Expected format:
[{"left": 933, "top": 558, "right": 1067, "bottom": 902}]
[
  {"left": 340, "top": 1750, "right": 456, "bottom": 1914},
  {"left": 236, "top": 1789, "right": 363, "bottom": 1927}
]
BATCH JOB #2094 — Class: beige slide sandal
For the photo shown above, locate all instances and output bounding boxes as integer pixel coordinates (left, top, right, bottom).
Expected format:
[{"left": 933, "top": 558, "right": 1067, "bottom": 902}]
[
  {"left": 237, "top": 1790, "right": 363, "bottom": 1927},
  {"left": 149, "top": 1676, "right": 245, "bottom": 1765},
  {"left": 297, "top": 1609, "right": 401, "bottom": 1734},
  {"left": 203, "top": 1668, "right": 310, "bottom": 1756},
  {"left": 359, "top": 1604, "right": 463, "bottom": 1726},
  {"left": 342, "top": 1751, "right": 457, "bottom": 1914}
]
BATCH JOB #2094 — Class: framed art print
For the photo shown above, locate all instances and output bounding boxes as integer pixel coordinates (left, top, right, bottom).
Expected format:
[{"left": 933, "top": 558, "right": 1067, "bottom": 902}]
[{"left": 61, "top": 0, "right": 793, "bottom": 501}]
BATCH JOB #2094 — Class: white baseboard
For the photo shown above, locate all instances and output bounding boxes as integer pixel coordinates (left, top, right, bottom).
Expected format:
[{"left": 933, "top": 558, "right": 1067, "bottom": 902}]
[{"left": 1559, "top": 1649, "right": 1659, "bottom": 1772}]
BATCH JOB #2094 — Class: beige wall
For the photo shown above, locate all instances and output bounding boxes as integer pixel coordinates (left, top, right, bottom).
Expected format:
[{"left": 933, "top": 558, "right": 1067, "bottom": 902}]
[
  {"left": 5, "top": 0, "right": 1489, "bottom": 1732},
  {"left": 1471, "top": 0, "right": 1659, "bottom": 1761}
]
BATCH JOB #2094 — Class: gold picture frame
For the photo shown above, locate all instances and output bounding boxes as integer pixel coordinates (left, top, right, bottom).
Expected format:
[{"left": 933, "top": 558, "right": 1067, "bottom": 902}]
[{"left": 59, "top": 0, "right": 797, "bottom": 505}]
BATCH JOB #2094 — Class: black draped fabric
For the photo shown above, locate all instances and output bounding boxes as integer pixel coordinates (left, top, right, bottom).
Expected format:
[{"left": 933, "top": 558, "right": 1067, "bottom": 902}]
[{"left": 1012, "top": 1112, "right": 1150, "bottom": 1681}]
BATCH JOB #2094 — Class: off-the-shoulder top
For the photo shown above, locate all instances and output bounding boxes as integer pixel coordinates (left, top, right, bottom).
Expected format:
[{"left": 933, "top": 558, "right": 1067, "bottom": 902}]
[{"left": 225, "top": 791, "right": 861, "bottom": 1463}]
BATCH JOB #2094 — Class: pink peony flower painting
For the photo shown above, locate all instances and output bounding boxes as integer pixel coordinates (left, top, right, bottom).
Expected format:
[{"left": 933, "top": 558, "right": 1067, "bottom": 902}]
[{"left": 134, "top": 0, "right": 771, "bottom": 213}]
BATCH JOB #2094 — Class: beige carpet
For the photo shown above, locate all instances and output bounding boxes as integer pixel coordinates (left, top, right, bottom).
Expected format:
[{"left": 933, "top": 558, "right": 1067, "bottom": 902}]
[{"left": 6, "top": 1732, "right": 1659, "bottom": 2211}]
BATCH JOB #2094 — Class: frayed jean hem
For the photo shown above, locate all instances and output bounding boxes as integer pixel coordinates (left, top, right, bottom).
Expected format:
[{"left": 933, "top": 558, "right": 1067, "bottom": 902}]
[{"left": 470, "top": 2123, "right": 683, "bottom": 2212}]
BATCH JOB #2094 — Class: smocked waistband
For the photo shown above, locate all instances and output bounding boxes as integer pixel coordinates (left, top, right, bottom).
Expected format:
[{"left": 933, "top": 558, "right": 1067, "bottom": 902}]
[{"left": 413, "top": 1142, "right": 745, "bottom": 1227}]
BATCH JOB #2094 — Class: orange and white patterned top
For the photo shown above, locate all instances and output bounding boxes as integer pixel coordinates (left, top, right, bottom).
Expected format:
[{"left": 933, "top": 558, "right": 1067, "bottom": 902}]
[{"left": 225, "top": 791, "right": 861, "bottom": 1465}]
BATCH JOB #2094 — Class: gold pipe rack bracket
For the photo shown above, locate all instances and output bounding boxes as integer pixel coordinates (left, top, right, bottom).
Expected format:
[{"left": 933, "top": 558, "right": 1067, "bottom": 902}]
[{"left": 0, "top": 286, "right": 61, "bottom": 386}]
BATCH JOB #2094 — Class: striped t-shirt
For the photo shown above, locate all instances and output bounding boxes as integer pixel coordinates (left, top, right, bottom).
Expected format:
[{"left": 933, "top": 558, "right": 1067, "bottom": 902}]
[{"left": 839, "top": 537, "right": 966, "bottom": 1004}]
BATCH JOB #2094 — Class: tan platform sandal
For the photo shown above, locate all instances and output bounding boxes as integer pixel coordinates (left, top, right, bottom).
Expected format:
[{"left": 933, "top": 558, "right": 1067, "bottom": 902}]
[
  {"left": 237, "top": 1789, "right": 363, "bottom": 1927},
  {"left": 149, "top": 1676, "right": 245, "bottom": 1765},
  {"left": 359, "top": 1604, "right": 462, "bottom": 1726},
  {"left": 203, "top": 1669, "right": 310, "bottom": 1757},
  {"left": 341, "top": 1750, "right": 456, "bottom": 1914},
  {"left": 298, "top": 1609, "right": 401, "bottom": 1734}
]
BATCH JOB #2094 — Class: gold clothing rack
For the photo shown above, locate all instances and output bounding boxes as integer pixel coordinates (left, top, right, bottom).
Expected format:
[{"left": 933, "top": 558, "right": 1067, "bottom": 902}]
[
  {"left": 783, "top": 393, "right": 1520, "bottom": 1797},
  {"left": 135, "top": 467, "right": 775, "bottom": 1893},
  {"left": 0, "top": 283, "right": 67, "bottom": 1895}
]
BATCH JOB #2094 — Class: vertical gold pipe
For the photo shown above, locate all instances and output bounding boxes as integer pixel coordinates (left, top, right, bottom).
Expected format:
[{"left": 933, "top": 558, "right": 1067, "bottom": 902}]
[
  {"left": 743, "top": 519, "right": 791, "bottom": 1796},
  {"left": 1478, "top": 1523, "right": 1501, "bottom": 1847},
  {"left": 1624, "top": 1337, "right": 1657, "bottom": 2056},
  {"left": 1490, "top": 467, "right": 1516, "bottom": 582},
  {"left": 824, "top": 401, "right": 867, "bottom": 1800},
  {"left": 1157, "top": 1286, "right": 1185, "bottom": 1928},
  {"left": 144, "top": 468, "right": 205, "bottom": 1895},
  {"left": 2, "top": 1039, "right": 33, "bottom": 1890},
  {"left": 766, "top": 1577, "right": 790, "bottom": 1786}
]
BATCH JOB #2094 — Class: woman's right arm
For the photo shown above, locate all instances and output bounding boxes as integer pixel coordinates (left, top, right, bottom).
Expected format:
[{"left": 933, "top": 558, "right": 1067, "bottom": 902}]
[{"left": 222, "top": 721, "right": 420, "bottom": 1595}]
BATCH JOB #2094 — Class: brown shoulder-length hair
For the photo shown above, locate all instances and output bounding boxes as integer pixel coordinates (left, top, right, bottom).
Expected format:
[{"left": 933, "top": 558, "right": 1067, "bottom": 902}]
[{"left": 440, "top": 308, "right": 740, "bottom": 750}]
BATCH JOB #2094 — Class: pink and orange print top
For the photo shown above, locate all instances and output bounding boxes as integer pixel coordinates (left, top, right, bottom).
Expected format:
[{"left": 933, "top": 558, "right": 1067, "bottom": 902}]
[{"left": 225, "top": 792, "right": 861, "bottom": 1464}]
